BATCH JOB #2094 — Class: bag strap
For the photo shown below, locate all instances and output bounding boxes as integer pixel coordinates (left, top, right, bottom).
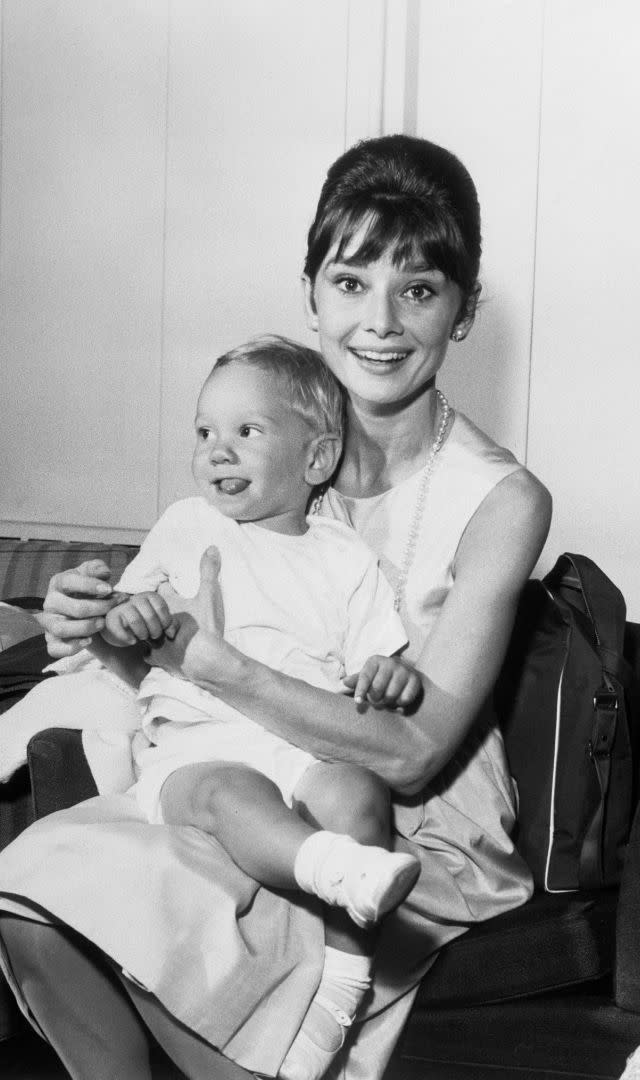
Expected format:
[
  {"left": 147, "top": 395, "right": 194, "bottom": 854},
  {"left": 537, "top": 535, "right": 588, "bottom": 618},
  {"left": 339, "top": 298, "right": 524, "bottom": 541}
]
[
  {"left": 545, "top": 553, "right": 626, "bottom": 657},
  {"left": 597, "top": 645, "right": 635, "bottom": 687},
  {"left": 580, "top": 686, "right": 619, "bottom": 889}
]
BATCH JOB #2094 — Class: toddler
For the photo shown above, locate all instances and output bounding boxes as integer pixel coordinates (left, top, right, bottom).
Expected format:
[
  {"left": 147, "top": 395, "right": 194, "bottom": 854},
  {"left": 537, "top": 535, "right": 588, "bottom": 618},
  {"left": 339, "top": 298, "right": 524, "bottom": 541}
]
[{"left": 103, "top": 335, "right": 422, "bottom": 1080}]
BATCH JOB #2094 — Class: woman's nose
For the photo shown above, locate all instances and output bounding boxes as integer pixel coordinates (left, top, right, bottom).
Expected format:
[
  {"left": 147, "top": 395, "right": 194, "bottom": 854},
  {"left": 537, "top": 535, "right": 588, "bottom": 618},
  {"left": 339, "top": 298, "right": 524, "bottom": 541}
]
[{"left": 363, "top": 290, "right": 402, "bottom": 336}]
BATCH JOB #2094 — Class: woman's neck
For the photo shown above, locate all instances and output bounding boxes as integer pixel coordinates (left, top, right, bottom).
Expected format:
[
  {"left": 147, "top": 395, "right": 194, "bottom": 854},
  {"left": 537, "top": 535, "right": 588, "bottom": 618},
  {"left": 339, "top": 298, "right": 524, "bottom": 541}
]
[{"left": 335, "top": 386, "right": 445, "bottom": 498}]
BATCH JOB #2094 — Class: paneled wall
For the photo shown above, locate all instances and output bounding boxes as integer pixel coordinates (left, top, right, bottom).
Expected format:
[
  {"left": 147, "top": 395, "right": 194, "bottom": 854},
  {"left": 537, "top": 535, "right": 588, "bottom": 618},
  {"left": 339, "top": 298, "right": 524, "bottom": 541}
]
[{"left": 2, "top": 1, "right": 640, "bottom": 615}]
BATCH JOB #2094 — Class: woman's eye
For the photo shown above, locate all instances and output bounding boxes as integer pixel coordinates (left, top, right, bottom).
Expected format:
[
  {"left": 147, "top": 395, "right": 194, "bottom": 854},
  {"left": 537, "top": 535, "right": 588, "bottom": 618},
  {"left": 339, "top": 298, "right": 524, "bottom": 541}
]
[
  {"left": 336, "top": 276, "right": 361, "bottom": 294},
  {"left": 239, "top": 425, "right": 260, "bottom": 438},
  {"left": 404, "top": 284, "right": 432, "bottom": 301}
]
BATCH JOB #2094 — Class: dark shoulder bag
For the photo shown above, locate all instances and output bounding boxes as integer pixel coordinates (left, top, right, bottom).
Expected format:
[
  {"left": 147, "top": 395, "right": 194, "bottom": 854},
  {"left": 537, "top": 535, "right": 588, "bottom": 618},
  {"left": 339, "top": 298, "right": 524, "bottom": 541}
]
[{"left": 496, "top": 553, "right": 638, "bottom": 892}]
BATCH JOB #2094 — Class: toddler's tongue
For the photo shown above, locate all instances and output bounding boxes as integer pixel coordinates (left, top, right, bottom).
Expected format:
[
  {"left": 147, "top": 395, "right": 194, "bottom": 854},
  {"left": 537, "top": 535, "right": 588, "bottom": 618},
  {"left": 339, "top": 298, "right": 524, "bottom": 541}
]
[{"left": 218, "top": 478, "right": 249, "bottom": 495}]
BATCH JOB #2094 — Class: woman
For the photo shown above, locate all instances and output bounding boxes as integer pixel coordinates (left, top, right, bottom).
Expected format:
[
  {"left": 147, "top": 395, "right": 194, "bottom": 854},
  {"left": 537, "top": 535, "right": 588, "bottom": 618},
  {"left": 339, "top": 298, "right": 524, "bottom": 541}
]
[{"left": 0, "top": 134, "right": 551, "bottom": 1080}]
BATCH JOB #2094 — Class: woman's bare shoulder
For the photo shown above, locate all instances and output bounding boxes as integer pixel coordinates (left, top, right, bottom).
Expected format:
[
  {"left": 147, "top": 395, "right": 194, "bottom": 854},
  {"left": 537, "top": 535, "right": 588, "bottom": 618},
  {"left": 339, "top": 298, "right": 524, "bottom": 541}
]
[
  {"left": 493, "top": 465, "right": 552, "bottom": 521},
  {"left": 454, "top": 466, "right": 552, "bottom": 591}
]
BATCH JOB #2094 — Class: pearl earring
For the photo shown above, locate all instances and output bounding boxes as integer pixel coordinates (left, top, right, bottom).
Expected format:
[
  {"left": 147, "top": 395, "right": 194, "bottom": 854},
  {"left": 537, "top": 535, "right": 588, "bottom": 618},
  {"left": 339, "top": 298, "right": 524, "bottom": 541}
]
[{"left": 451, "top": 328, "right": 464, "bottom": 342}]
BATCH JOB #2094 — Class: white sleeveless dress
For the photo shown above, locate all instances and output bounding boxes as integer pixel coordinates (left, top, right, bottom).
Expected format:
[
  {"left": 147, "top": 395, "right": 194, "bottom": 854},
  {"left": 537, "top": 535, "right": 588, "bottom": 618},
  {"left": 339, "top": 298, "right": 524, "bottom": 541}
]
[{"left": 0, "top": 410, "right": 534, "bottom": 1080}]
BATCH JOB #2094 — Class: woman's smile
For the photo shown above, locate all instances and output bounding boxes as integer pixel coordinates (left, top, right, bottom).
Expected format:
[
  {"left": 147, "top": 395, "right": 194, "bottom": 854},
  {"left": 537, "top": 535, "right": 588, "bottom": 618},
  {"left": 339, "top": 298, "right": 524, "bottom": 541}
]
[{"left": 348, "top": 348, "right": 412, "bottom": 367}]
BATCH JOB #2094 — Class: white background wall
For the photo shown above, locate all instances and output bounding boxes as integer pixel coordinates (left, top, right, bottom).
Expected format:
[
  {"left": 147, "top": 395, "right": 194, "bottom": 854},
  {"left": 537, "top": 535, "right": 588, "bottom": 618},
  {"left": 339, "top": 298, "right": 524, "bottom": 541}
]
[{"left": 2, "top": 0, "right": 640, "bottom": 616}]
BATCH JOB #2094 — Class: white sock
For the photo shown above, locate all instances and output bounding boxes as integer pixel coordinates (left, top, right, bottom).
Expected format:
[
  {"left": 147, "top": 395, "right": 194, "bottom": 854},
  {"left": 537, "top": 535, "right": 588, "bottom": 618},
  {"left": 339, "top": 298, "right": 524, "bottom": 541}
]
[
  {"left": 293, "top": 830, "right": 420, "bottom": 930},
  {"left": 279, "top": 946, "right": 372, "bottom": 1080},
  {"left": 293, "top": 831, "right": 348, "bottom": 896}
]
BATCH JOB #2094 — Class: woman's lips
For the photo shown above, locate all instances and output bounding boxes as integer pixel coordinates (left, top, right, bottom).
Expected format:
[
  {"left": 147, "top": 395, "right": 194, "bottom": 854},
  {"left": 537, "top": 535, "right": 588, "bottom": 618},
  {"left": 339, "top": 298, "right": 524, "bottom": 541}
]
[
  {"left": 349, "top": 349, "right": 410, "bottom": 363},
  {"left": 216, "top": 478, "right": 250, "bottom": 494}
]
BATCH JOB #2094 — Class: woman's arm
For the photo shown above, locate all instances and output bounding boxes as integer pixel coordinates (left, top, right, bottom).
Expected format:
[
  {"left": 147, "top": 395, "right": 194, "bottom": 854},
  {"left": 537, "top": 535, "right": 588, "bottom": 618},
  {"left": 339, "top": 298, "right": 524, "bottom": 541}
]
[{"left": 152, "top": 470, "right": 551, "bottom": 795}]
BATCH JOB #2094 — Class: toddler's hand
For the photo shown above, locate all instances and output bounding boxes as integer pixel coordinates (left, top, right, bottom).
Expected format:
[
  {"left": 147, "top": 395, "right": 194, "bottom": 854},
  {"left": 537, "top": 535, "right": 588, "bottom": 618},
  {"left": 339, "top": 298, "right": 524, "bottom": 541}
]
[
  {"left": 102, "top": 592, "right": 178, "bottom": 648},
  {"left": 343, "top": 656, "right": 422, "bottom": 711}
]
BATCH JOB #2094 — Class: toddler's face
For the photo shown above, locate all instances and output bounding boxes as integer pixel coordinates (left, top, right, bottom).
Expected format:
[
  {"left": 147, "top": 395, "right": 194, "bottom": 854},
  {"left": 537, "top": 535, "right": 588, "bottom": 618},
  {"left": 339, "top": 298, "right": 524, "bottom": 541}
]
[{"left": 192, "top": 362, "right": 318, "bottom": 535}]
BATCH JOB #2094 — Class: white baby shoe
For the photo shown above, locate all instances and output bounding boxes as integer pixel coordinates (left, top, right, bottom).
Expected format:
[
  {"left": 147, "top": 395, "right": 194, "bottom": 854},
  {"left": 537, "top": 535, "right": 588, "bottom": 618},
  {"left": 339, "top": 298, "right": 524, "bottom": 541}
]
[{"left": 295, "top": 832, "right": 420, "bottom": 929}]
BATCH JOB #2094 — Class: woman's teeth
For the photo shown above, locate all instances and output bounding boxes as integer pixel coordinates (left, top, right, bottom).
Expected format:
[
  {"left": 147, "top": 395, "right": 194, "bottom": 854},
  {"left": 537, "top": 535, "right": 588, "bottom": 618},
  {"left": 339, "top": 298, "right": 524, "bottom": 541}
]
[
  {"left": 217, "top": 478, "right": 249, "bottom": 494},
  {"left": 352, "top": 350, "right": 408, "bottom": 362}
]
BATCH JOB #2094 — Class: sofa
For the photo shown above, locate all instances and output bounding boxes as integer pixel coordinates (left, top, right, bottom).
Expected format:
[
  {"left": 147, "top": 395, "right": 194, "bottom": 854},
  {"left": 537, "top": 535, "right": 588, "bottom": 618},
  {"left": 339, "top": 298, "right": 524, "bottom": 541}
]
[{"left": 1, "top": 536, "right": 640, "bottom": 1080}]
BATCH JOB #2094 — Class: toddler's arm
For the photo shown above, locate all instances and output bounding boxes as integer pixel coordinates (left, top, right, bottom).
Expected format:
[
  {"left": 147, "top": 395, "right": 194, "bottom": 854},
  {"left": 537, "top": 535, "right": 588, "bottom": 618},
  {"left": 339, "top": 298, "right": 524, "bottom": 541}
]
[
  {"left": 343, "top": 656, "right": 422, "bottom": 711},
  {"left": 102, "top": 591, "right": 178, "bottom": 648}
]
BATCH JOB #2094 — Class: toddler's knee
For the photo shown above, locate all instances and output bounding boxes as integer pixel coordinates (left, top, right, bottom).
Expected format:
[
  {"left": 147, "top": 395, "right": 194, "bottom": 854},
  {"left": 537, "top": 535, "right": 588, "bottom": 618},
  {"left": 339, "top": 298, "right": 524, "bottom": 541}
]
[
  {"left": 162, "top": 762, "right": 248, "bottom": 829},
  {"left": 306, "top": 765, "right": 391, "bottom": 846}
]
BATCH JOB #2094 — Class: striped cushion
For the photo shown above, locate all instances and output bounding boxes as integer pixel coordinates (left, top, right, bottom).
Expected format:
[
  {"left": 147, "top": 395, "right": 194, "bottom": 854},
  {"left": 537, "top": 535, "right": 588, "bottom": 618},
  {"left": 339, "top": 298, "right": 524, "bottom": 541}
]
[{"left": 0, "top": 539, "right": 139, "bottom": 602}]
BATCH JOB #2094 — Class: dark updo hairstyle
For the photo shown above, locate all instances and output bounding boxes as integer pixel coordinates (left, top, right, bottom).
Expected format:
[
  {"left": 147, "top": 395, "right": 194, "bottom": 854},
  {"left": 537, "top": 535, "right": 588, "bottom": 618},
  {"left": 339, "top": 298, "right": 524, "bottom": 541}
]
[{"left": 304, "top": 134, "right": 481, "bottom": 305}]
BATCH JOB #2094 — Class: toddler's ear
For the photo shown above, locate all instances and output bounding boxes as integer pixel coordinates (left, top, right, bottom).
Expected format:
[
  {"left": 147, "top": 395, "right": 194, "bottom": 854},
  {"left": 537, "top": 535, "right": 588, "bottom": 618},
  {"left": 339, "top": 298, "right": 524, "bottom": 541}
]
[{"left": 305, "top": 434, "right": 342, "bottom": 486}]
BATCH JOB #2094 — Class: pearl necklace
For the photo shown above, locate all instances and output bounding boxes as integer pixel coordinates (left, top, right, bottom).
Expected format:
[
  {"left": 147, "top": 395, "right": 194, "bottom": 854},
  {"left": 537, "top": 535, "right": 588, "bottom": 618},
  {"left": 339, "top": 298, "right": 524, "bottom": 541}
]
[
  {"left": 392, "top": 390, "right": 450, "bottom": 611},
  {"left": 312, "top": 390, "right": 452, "bottom": 613}
]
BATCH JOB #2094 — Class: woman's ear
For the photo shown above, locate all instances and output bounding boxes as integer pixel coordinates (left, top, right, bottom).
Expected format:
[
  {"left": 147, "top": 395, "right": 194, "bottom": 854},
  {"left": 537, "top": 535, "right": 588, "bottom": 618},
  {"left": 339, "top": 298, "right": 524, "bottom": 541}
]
[
  {"left": 302, "top": 274, "right": 319, "bottom": 332},
  {"left": 304, "top": 433, "right": 342, "bottom": 487},
  {"left": 451, "top": 282, "right": 481, "bottom": 342}
]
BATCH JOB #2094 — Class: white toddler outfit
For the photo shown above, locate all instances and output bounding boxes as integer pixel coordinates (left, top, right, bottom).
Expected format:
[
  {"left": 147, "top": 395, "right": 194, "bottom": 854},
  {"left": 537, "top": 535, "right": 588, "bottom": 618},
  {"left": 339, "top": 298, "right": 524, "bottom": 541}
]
[{"left": 115, "top": 497, "right": 407, "bottom": 821}]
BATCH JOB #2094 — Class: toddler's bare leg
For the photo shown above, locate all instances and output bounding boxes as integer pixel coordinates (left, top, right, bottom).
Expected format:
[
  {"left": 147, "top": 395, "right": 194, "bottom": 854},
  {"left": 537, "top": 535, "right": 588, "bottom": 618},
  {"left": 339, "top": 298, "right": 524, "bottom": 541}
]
[
  {"left": 293, "top": 761, "right": 393, "bottom": 954},
  {"left": 279, "top": 763, "right": 420, "bottom": 1080},
  {"left": 160, "top": 761, "right": 315, "bottom": 889},
  {"left": 160, "top": 761, "right": 418, "bottom": 916}
]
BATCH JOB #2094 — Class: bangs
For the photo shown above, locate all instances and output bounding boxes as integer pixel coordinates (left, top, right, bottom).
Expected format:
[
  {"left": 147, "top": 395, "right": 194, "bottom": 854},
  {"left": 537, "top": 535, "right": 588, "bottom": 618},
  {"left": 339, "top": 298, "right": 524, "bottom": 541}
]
[{"left": 312, "top": 197, "right": 473, "bottom": 291}]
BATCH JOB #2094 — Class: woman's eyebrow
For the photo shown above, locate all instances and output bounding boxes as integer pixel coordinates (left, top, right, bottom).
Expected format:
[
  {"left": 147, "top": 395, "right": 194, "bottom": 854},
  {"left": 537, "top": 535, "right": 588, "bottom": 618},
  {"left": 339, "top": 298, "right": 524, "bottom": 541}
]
[{"left": 328, "top": 257, "right": 442, "bottom": 277}]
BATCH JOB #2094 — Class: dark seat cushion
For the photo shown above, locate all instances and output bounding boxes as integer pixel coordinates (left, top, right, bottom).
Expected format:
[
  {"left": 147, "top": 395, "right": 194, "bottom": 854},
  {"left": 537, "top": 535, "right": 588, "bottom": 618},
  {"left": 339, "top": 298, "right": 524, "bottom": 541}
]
[
  {"left": 28, "top": 728, "right": 98, "bottom": 819},
  {"left": 392, "top": 983, "right": 640, "bottom": 1080},
  {"left": 417, "top": 889, "right": 618, "bottom": 1006}
]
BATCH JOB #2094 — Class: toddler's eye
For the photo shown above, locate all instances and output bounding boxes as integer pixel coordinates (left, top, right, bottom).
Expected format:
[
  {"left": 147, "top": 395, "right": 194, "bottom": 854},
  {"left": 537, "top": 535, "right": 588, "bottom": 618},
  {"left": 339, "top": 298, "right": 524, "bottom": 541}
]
[
  {"left": 197, "top": 427, "right": 212, "bottom": 440},
  {"left": 239, "top": 425, "right": 260, "bottom": 438}
]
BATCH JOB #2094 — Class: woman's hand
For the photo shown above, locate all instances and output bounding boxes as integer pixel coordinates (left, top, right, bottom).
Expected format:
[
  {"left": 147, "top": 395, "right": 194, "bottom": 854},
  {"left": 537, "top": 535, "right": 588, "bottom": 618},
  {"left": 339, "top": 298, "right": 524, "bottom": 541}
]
[
  {"left": 40, "top": 560, "right": 123, "bottom": 658},
  {"left": 150, "top": 546, "right": 226, "bottom": 682}
]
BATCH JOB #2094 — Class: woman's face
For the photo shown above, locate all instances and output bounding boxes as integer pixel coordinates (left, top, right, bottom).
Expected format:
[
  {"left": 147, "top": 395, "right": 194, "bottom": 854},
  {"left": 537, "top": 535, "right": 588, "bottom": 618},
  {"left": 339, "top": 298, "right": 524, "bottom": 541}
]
[{"left": 304, "top": 236, "right": 474, "bottom": 412}]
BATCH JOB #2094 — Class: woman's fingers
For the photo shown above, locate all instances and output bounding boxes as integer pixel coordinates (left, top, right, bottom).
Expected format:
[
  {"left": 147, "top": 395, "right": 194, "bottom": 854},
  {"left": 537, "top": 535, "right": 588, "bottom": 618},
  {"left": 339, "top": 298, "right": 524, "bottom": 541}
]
[
  {"left": 44, "top": 563, "right": 114, "bottom": 615},
  {"left": 156, "top": 547, "right": 224, "bottom": 636},
  {"left": 193, "top": 546, "right": 225, "bottom": 637},
  {"left": 43, "top": 630, "right": 94, "bottom": 657},
  {"left": 39, "top": 559, "right": 118, "bottom": 656},
  {"left": 74, "top": 559, "right": 113, "bottom": 580}
]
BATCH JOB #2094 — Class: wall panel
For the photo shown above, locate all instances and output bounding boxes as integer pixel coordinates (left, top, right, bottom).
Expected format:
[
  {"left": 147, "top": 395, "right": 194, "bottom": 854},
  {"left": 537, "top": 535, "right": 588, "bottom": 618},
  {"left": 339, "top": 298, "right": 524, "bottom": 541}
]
[
  {"left": 528, "top": 0, "right": 640, "bottom": 615},
  {"left": 0, "top": 0, "right": 167, "bottom": 535}
]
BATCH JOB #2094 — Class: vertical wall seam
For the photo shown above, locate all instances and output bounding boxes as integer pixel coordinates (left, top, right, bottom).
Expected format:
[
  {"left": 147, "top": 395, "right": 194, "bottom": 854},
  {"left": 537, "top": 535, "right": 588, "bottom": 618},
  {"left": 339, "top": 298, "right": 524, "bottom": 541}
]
[
  {"left": 378, "top": 0, "right": 388, "bottom": 136},
  {"left": 156, "top": 0, "right": 172, "bottom": 519},
  {"left": 343, "top": 0, "right": 351, "bottom": 150},
  {"left": 525, "top": 0, "right": 547, "bottom": 469},
  {"left": 403, "top": 0, "right": 420, "bottom": 136}
]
